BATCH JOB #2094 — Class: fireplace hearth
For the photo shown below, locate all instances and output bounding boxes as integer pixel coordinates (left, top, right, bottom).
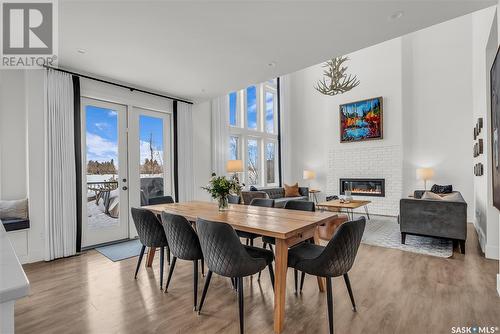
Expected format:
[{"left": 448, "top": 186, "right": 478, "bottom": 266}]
[{"left": 340, "top": 178, "right": 385, "bottom": 197}]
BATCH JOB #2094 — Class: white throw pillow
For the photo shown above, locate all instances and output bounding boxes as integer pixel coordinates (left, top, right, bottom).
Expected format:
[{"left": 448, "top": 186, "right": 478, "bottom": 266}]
[
  {"left": 0, "top": 198, "right": 28, "bottom": 220},
  {"left": 442, "top": 192, "right": 463, "bottom": 202},
  {"left": 421, "top": 191, "right": 443, "bottom": 200}
]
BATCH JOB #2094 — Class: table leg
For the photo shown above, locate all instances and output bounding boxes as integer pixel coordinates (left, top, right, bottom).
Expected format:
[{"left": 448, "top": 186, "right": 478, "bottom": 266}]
[
  {"left": 364, "top": 205, "right": 371, "bottom": 220},
  {"left": 146, "top": 247, "right": 156, "bottom": 268},
  {"left": 313, "top": 229, "right": 326, "bottom": 292},
  {"left": 274, "top": 239, "right": 288, "bottom": 334}
]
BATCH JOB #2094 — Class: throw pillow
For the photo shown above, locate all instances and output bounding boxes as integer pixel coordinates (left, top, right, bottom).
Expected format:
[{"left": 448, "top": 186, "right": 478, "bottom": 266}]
[
  {"left": 430, "top": 184, "right": 453, "bottom": 194},
  {"left": 421, "top": 191, "right": 444, "bottom": 200},
  {"left": 249, "top": 186, "right": 258, "bottom": 191},
  {"left": 284, "top": 183, "right": 301, "bottom": 197},
  {"left": 0, "top": 198, "right": 28, "bottom": 220},
  {"left": 442, "top": 192, "right": 463, "bottom": 202}
]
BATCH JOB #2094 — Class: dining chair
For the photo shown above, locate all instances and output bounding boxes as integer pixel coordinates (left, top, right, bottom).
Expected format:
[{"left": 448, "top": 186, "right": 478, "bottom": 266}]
[
  {"left": 287, "top": 217, "right": 366, "bottom": 334},
  {"left": 262, "top": 200, "right": 315, "bottom": 251},
  {"left": 131, "top": 207, "right": 169, "bottom": 290},
  {"left": 148, "top": 195, "right": 175, "bottom": 205},
  {"left": 147, "top": 195, "right": 175, "bottom": 264},
  {"left": 196, "top": 218, "right": 275, "bottom": 334},
  {"left": 236, "top": 198, "right": 274, "bottom": 246},
  {"left": 161, "top": 212, "right": 204, "bottom": 310}
]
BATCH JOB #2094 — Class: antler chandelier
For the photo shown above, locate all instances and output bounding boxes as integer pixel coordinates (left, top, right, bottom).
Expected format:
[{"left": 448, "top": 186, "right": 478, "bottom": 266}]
[{"left": 315, "top": 56, "right": 360, "bottom": 96}]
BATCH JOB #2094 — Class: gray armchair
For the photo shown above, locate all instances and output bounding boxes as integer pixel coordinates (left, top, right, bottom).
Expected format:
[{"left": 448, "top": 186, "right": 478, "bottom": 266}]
[{"left": 399, "top": 191, "right": 467, "bottom": 254}]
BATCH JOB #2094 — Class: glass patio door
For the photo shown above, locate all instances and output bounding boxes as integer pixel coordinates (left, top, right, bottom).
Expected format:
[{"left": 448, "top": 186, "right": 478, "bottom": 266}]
[
  {"left": 81, "top": 98, "right": 129, "bottom": 247},
  {"left": 127, "top": 108, "right": 172, "bottom": 238}
]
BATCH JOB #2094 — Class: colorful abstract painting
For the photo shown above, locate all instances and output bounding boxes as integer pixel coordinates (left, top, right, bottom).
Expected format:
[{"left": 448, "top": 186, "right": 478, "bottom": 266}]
[{"left": 340, "top": 97, "right": 383, "bottom": 142}]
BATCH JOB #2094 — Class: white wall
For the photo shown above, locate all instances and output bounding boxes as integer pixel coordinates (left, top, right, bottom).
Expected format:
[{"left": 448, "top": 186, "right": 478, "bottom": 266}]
[
  {"left": 0, "top": 71, "right": 28, "bottom": 200},
  {"left": 401, "top": 14, "right": 474, "bottom": 221},
  {"left": 0, "top": 69, "right": 46, "bottom": 263},
  {"left": 288, "top": 14, "right": 475, "bottom": 220},
  {"left": 471, "top": 7, "right": 499, "bottom": 260},
  {"left": 288, "top": 38, "right": 404, "bottom": 215}
]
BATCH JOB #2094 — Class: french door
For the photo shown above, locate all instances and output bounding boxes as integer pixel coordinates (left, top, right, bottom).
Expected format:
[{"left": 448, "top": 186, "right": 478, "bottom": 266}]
[{"left": 81, "top": 97, "right": 172, "bottom": 247}]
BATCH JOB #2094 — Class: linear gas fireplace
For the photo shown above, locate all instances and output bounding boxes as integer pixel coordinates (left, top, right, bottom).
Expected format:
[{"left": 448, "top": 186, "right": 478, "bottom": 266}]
[{"left": 340, "top": 178, "right": 385, "bottom": 197}]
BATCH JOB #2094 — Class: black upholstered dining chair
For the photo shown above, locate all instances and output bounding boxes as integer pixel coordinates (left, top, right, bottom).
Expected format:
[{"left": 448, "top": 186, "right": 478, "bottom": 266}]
[
  {"left": 196, "top": 218, "right": 275, "bottom": 334},
  {"left": 148, "top": 195, "right": 175, "bottom": 205},
  {"left": 262, "top": 200, "right": 315, "bottom": 252},
  {"left": 131, "top": 207, "right": 169, "bottom": 290},
  {"left": 287, "top": 217, "right": 366, "bottom": 334},
  {"left": 147, "top": 195, "right": 175, "bottom": 264},
  {"left": 161, "top": 212, "right": 204, "bottom": 310},
  {"left": 235, "top": 197, "right": 275, "bottom": 247}
]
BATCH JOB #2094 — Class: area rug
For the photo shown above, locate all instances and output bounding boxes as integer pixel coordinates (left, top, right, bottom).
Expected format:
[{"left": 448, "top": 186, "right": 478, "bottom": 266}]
[
  {"left": 361, "top": 216, "right": 453, "bottom": 258},
  {"left": 95, "top": 239, "right": 142, "bottom": 262}
]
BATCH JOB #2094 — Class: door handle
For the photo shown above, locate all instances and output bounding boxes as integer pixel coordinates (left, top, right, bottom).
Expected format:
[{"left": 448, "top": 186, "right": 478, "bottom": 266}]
[
  {"left": 122, "top": 178, "right": 127, "bottom": 182},
  {"left": 122, "top": 186, "right": 128, "bottom": 190}
]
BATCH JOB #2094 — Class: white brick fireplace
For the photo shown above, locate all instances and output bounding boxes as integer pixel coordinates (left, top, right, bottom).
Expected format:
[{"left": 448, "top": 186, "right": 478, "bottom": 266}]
[{"left": 326, "top": 145, "right": 403, "bottom": 216}]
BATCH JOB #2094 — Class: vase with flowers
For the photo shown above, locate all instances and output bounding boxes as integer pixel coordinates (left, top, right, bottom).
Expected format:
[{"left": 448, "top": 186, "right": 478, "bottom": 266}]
[{"left": 202, "top": 173, "right": 243, "bottom": 211}]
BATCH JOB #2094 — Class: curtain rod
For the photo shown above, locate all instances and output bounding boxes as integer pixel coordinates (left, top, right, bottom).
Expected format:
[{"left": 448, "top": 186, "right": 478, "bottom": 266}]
[{"left": 44, "top": 65, "right": 193, "bottom": 105}]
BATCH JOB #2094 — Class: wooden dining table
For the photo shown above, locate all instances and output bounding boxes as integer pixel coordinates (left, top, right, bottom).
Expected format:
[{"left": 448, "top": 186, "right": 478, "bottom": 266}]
[{"left": 142, "top": 200, "right": 337, "bottom": 334}]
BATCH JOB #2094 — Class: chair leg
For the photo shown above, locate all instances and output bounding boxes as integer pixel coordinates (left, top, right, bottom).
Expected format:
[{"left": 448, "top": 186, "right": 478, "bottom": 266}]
[
  {"left": 160, "top": 247, "right": 165, "bottom": 290},
  {"left": 401, "top": 232, "right": 406, "bottom": 244},
  {"left": 257, "top": 271, "right": 262, "bottom": 281},
  {"left": 166, "top": 246, "right": 171, "bottom": 265},
  {"left": 268, "top": 264, "right": 275, "bottom": 290},
  {"left": 165, "top": 257, "right": 177, "bottom": 293},
  {"left": 343, "top": 273, "right": 356, "bottom": 312},
  {"left": 262, "top": 242, "right": 267, "bottom": 250},
  {"left": 201, "top": 258, "right": 205, "bottom": 276},
  {"left": 250, "top": 238, "right": 254, "bottom": 247},
  {"left": 294, "top": 269, "right": 298, "bottom": 294},
  {"left": 300, "top": 271, "right": 305, "bottom": 292},
  {"left": 193, "top": 260, "right": 198, "bottom": 311},
  {"left": 326, "top": 277, "right": 334, "bottom": 334},
  {"left": 246, "top": 239, "right": 249, "bottom": 246},
  {"left": 198, "top": 270, "right": 213, "bottom": 314},
  {"left": 269, "top": 244, "right": 274, "bottom": 253},
  {"left": 238, "top": 277, "right": 244, "bottom": 334},
  {"left": 459, "top": 240, "right": 466, "bottom": 254},
  {"left": 134, "top": 245, "right": 146, "bottom": 279}
]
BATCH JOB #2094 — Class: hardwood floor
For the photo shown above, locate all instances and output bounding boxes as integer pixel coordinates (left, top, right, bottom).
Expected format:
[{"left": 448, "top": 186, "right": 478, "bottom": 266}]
[{"left": 16, "top": 224, "right": 499, "bottom": 334}]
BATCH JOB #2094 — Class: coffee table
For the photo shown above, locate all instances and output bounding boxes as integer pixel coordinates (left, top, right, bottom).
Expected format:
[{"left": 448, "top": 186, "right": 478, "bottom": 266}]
[{"left": 316, "top": 199, "right": 371, "bottom": 220}]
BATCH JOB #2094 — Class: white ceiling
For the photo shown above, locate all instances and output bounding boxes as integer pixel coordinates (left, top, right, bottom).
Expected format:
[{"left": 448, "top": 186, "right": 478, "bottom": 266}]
[{"left": 59, "top": 1, "right": 496, "bottom": 102}]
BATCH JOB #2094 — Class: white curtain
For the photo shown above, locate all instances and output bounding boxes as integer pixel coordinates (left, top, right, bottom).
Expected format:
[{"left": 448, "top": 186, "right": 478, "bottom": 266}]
[
  {"left": 177, "top": 102, "right": 194, "bottom": 202},
  {"left": 44, "top": 69, "right": 77, "bottom": 261},
  {"left": 211, "top": 95, "right": 229, "bottom": 176},
  {"left": 279, "top": 75, "right": 292, "bottom": 184}
]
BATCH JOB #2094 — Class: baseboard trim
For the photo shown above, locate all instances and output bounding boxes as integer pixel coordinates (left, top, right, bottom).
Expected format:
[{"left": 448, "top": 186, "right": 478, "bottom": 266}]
[
  {"left": 497, "top": 274, "right": 500, "bottom": 297},
  {"left": 472, "top": 220, "right": 486, "bottom": 253},
  {"left": 485, "top": 244, "right": 500, "bottom": 260}
]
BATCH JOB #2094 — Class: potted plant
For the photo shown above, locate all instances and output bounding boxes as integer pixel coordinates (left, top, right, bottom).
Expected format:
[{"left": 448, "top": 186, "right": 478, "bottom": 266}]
[{"left": 202, "top": 173, "right": 242, "bottom": 211}]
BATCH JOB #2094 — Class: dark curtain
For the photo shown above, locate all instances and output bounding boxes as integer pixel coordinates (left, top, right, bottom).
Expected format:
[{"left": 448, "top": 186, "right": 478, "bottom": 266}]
[
  {"left": 73, "top": 75, "right": 82, "bottom": 252},
  {"left": 173, "top": 101, "right": 179, "bottom": 203}
]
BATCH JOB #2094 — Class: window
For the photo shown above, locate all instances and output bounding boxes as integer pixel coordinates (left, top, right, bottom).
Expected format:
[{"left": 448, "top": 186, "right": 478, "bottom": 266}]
[
  {"left": 228, "top": 79, "right": 279, "bottom": 187},
  {"left": 246, "top": 86, "right": 257, "bottom": 130},
  {"left": 229, "top": 136, "right": 239, "bottom": 160},
  {"left": 229, "top": 92, "right": 237, "bottom": 127}
]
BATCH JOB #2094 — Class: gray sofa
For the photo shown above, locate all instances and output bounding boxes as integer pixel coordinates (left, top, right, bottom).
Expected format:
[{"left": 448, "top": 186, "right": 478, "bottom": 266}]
[
  {"left": 399, "top": 190, "right": 467, "bottom": 254},
  {"left": 241, "top": 187, "right": 309, "bottom": 208}
]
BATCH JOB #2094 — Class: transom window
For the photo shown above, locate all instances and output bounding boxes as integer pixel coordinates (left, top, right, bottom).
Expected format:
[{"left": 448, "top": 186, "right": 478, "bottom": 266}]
[{"left": 228, "top": 79, "right": 279, "bottom": 187}]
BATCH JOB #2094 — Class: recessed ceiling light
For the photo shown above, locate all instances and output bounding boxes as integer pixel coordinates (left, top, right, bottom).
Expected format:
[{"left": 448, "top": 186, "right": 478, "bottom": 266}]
[
  {"left": 389, "top": 10, "right": 404, "bottom": 21},
  {"left": 267, "top": 61, "right": 277, "bottom": 68},
  {"left": 77, "top": 48, "right": 87, "bottom": 54}
]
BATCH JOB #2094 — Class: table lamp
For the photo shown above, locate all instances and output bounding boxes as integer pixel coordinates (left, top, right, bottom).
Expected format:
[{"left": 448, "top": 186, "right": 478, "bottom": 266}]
[
  {"left": 416, "top": 168, "right": 434, "bottom": 190},
  {"left": 227, "top": 160, "right": 244, "bottom": 182},
  {"left": 303, "top": 170, "right": 316, "bottom": 188}
]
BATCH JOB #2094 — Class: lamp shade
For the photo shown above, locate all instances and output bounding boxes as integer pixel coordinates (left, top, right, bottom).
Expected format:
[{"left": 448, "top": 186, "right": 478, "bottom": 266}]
[
  {"left": 303, "top": 170, "right": 316, "bottom": 180},
  {"left": 416, "top": 168, "right": 434, "bottom": 180},
  {"left": 227, "top": 160, "right": 244, "bottom": 173}
]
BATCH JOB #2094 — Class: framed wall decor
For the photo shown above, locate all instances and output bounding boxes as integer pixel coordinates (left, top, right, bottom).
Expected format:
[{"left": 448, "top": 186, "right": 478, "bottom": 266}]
[
  {"left": 490, "top": 46, "right": 500, "bottom": 209},
  {"left": 340, "top": 97, "right": 383, "bottom": 143}
]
